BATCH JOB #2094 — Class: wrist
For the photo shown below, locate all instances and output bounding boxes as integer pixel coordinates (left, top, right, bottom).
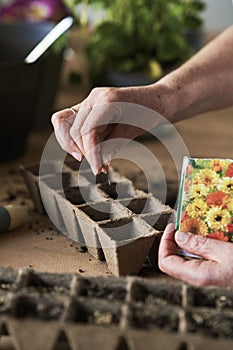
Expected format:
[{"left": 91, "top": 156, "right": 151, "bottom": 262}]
[
  {"left": 147, "top": 81, "right": 179, "bottom": 122},
  {"left": 155, "top": 70, "right": 193, "bottom": 123},
  {"left": 117, "top": 84, "right": 177, "bottom": 122}
]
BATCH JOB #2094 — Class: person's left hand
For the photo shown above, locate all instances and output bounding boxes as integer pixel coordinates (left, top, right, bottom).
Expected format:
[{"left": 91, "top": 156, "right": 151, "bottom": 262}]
[{"left": 158, "top": 223, "right": 233, "bottom": 287}]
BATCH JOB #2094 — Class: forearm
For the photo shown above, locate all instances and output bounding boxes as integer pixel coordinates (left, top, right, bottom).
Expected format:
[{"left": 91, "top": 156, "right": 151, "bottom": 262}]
[{"left": 156, "top": 25, "right": 233, "bottom": 122}]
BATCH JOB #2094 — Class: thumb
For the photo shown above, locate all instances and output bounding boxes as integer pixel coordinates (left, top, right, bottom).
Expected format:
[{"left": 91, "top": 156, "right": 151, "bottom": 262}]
[{"left": 175, "top": 231, "right": 231, "bottom": 262}]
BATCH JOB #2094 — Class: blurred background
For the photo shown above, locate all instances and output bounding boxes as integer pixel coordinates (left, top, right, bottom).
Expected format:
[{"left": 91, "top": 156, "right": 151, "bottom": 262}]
[
  {"left": 203, "top": 0, "right": 233, "bottom": 32},
  {"left": 0, "top": 0, "right": 232, "bottom": 162},
  {"left": 0, "top": 0, "right": 232, "bottom": 272}
]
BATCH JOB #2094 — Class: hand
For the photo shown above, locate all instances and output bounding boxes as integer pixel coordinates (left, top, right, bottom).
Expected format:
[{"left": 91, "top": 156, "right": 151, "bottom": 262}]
[
  {"left": 159, "top": 223, "right": 233, "bottom": 287},
  {"left": 51, "top": 85, "right": 171, "bottom": 174}
]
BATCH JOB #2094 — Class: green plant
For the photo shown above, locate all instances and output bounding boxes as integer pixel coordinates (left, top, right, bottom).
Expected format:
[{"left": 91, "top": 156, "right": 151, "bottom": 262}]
[{"left": 65, "top": 0, "right": 205, "bottom": 85}]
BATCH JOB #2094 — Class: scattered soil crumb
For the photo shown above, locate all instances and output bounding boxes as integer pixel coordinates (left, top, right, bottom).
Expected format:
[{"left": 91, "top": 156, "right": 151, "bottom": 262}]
[{"left": 79, "top": 246, "right": 88, "bottom": 253}]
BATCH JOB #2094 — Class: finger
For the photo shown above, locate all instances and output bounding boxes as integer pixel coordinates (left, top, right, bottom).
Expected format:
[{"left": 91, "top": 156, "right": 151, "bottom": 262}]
[
  {"left": 68, "top": 104, "right": 85, "bottom": 160},
  {"left": 82, "top": 129, "right": 102, "bottom": 175},
  {"left": 70, "top": 99, "right": 121, "bottom": 157},
  {"left": 158, "top": 223, "right": 191, "bottom": 279},
  {"left": 80, "top": 103, "right": 122, "bottom": 135},
  {"left": 158, "top": 225, "right": 220, "bottom": 286},
  {"left": 160, "top": 252, "right": 221, "bottom": 287},
  {"left": 70, "top": 105, "right": 79, "bottom": 116},
  {"left": 69, "top": 103, "right": 92, "bottom": 156},
  {"left": 74, "top": 106, "right": 118, "bottom": 174},
  {"left": 51, "top": 108, "right": 82, "bottom": 160},
  {"left": 99, "top": 124, "right": 144, "bottom": 171},
  {"left": 81, "top": 123, "right": 115, "bottom": 174},
  {"left": 158, "top": 223, "right": 178, "bottom": 259},
  {"left": 175, "top": 231, "right": 232, "bottom": 262}
]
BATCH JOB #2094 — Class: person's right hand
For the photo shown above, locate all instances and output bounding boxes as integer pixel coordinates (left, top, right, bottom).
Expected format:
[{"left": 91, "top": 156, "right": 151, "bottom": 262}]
[{"left": 51, "top": 85, "right": 172, "bottom": 174}]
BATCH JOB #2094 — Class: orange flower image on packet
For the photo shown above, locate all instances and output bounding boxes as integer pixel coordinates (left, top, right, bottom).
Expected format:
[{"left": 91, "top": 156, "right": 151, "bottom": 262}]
[{"left": 176, "top": 157, "right": 233, "bottom": 259}]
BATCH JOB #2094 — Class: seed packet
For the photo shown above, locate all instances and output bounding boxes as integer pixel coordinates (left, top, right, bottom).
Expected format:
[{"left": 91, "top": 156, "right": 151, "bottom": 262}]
[{"left": 176, "top": 157, "right": 233, "bottom": 259}]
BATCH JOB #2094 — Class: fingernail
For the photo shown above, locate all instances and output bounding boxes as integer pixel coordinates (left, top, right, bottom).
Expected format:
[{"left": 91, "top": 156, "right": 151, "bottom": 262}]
[
  {"left": 176, "top": 231, "right": 188, "bottom": 243},
  {"left": 72, "top": 151, "right": 82, "bottom": 161},
  {"left": 104, "top": 152, "right": 112, "bottom": 164},
  {"left": 164, "top": 223, "right": 175, "bottom": 233},
  {"left": 101, "top": 164, "right": 110, "bottom": 174},
  {"left": 91, "top": 165, "right": 101, "bottom": 176},
  {"left": 101, "top": 167, "right": 108, "bottom": 174}
]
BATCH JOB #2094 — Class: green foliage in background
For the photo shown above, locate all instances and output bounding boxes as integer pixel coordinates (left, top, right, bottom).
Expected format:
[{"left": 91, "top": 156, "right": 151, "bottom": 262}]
[{"left": 64, "top": 0, "right": 205, "bottom": 85}]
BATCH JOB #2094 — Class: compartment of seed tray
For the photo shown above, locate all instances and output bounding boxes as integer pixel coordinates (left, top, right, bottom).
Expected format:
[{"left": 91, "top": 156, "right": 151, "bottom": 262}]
[
  {"left": 65, "top": 297, "right": 122, "bottom": 326},
  {"left": 63, "top": 185, "right": 107, "bottom": 205},
  {"left": 39, "top": 182, "right": 66, "bottom": 232},
  {"left": 187, "top": 286, "right": 233, "bottom": 309},
  {"left": 74, "top": 276, "right": 127, "bottom": 301},
  {"left": 74, "top": 202, "right": 131, "bottom": 260},
  {"left": 99, "top": 180, "right": 135, "bottom": 200},
  {"left": 130, "top": 280, "right": 182, "bottom": 306},
  {"left": 22, "top": 270, "right": 72, "bottom": 297},
  {"left": 10, "top": 295, "right": 65, "bottom": 321},
  {"left": 98, "top": 217, "right": 159, "bottom": 276},
  {"left": 120, "top": 195, "right": 165, "bottom": 215},
  {"left": 128, "top": 303, "right": 179, "bottom": 331},
  {"left": 186, "top": 308, "right": 233, "bottom": 338},
  {"left": 78, "top": 201, "right": 130, "bottom": 223}
]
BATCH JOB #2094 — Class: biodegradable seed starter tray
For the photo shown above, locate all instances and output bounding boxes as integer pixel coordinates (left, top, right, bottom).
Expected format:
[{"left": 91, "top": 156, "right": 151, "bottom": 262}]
[
  {"left": 1, "top": 267, "right": 233, "bottom": 350},
  {"left": 21, "top": 159, "right": 175, "bottom": 276}
]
